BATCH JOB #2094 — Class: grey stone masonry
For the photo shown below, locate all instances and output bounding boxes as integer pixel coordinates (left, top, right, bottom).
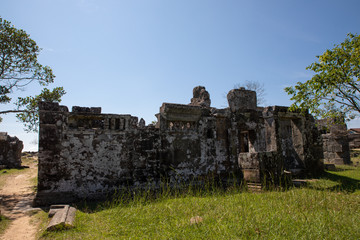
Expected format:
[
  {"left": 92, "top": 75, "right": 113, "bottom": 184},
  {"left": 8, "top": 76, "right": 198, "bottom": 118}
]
[
  {"left": 0, "top": 132, "right": 23, "bottom": 168},
  {"left": 35, "top": 87, "right": 324, "bottom": 205},
  {"left": 317, "top": 119, "right": 351, "bottom": 165}
]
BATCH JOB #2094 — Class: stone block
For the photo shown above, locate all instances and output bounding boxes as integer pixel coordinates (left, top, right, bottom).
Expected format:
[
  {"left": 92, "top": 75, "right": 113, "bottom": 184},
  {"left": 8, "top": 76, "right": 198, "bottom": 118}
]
[
  {"left": 47, "top": 205, "right": 76, "bottom": 231},
  {"left": 243, "top": 169, "right": 260, "bottom": 183},
  {"left": 227, "top": 88, "right": 257, "bottom": 112}
]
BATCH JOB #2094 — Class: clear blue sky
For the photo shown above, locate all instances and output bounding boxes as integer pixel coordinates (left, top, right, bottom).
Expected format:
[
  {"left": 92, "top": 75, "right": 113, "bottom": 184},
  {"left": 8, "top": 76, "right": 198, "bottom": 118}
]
[{"left": 1, "top": 0, "right": 360, "bottom": 151}]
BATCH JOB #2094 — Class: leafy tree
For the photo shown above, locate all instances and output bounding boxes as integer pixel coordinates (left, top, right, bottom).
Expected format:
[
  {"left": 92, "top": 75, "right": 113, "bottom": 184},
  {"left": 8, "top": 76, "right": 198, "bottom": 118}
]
[
  {"left": 0, "top": 17, "right": 65, "bottom": 131},
  {"left": 285, "top": 33, "right": 360, "bottom": 121},
  {"left": 234, "top": 80, "right": 266, "bottom": 106}
]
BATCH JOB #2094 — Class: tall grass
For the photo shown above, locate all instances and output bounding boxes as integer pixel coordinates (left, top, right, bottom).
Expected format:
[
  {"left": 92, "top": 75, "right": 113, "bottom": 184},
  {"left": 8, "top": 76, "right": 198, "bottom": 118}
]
[{"left": 40, "top": 167, "right": 360, "bottom": 240}]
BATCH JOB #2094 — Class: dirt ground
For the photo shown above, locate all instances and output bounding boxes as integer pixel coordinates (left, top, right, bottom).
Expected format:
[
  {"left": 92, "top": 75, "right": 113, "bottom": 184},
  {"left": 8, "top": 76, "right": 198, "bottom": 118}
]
[{"left": 0, "top": 157, "right": 41, "bottom": 240}]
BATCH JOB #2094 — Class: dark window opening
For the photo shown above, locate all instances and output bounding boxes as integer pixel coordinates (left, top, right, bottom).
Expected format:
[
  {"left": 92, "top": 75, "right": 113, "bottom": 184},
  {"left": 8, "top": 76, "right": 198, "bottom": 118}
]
[
  {"left": 240, "top": 131, "right": 249, "bottom": 152},
  {"left": 207, "top": 129, "right": 214, "bottom": 138},
  {"left": 115, "top": 119, "right": 120, "bottom": 130}
]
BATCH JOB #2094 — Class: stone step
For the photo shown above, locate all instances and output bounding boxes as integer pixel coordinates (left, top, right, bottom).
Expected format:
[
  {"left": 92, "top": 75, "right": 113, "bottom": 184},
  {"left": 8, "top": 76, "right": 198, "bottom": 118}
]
[{"left": 247, "top": 183, "right": 262, "bottom": 192}]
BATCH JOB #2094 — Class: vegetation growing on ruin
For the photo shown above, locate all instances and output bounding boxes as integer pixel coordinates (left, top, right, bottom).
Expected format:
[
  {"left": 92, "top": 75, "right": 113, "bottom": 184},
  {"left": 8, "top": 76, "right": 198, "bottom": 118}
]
[{"left": 40, "top": 166, "right": 360, "bottom": 240}]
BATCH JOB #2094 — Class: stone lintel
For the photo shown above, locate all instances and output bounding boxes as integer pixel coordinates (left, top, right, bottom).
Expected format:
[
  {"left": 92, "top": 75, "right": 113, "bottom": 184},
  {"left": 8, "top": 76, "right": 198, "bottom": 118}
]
[{"left": 159, "top": 103, "right": 204, "bottom": 122}]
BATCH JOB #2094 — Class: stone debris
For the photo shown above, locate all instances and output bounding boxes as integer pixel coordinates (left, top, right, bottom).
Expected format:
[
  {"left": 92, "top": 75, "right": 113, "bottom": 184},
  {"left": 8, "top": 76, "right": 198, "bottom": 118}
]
[
  {"left": 0, "top": 132, "right": 23, "bottom": 168},
  {"left": 46, "top": 205, "right": 76, "bottom": 231},
  {"left": 190, "top": 216, "right": 203, "bottom": 224}
]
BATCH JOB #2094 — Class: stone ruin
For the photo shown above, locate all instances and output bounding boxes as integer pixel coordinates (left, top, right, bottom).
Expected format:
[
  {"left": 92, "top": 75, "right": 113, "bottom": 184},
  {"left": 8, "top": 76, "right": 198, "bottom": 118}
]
[
  {"left": 35, "top": 86, "right": 325, "bottom": 205},
  {"left": 0, "top": 132, "right": 23, "bottom": 169},
  {"left": 317, "top": 119, "right": 351, "bottom": 165},
  {"left": 347, "top": 128, "right": 360, "bottom": 149}
]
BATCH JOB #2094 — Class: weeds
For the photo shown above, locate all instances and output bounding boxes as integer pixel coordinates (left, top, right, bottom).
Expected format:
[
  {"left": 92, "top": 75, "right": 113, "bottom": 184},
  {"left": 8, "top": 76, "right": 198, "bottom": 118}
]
[{"left": 39, "top": 166, "right": 360, "bottom": 239}]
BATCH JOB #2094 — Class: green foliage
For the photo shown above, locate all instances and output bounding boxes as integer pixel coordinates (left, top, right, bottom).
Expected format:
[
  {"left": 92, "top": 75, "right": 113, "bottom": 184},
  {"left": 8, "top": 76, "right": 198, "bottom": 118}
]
[
  {"left": 16, "top": 87, "right": 65, "bottom": 132},
  {"left": 0, "top": 17, "right": 65, "bottom": 131},
  {"left": 285, "top": 33, "right": 360, "bottom": 120}
]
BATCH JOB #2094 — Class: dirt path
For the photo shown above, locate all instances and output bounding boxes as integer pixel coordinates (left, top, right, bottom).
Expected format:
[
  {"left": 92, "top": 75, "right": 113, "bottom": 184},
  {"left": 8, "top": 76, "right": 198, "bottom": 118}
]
[{"left": 1, "top": 158, "right": 41, "bottom": 240}]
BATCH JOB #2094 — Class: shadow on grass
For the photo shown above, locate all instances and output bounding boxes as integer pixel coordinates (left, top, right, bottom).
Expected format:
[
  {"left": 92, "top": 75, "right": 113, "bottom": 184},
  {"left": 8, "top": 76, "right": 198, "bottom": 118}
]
[{"left": 309, "top": 170, "right": 360, "bottom": 193}]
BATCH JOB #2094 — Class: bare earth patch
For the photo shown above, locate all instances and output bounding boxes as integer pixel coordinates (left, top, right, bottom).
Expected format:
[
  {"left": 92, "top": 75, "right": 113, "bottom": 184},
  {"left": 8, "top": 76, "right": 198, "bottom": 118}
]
[{"left": 0, "top": 158, "right": 41, "bottom": 240}]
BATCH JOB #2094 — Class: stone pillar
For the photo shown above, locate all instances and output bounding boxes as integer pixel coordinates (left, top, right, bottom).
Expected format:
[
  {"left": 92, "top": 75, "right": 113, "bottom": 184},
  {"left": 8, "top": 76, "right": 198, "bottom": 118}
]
[{"left": 36, "top": 102, "right": 68, "bottom": 205}]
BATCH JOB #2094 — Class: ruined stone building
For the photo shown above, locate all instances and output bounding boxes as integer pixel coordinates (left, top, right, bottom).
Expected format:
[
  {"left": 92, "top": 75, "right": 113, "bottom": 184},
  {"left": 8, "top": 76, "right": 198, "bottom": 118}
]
[
  {"left": 348, "top": 128, "right": 360, "bottom": 149},
  {"left": 317, "top": 119, "right": 351, "bottom": 165},
  {"left": 35, "top": 86, "right": 324, "bottom": 205},
  {"left": 0, "top": 132, "right": 23, "bottom": 169}
]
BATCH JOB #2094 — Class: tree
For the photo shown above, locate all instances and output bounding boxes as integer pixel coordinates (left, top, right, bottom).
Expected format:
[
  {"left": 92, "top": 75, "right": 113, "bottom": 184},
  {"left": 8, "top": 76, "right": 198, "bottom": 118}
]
[
  {"left": 0, "top": 17, "right": 65, "bottom": 131},
  {"left": 285, "top": 33, "right": 360, "bottom": 121},
  {"left": 234, "top": 80, "right": 266, "bottom": 106}
]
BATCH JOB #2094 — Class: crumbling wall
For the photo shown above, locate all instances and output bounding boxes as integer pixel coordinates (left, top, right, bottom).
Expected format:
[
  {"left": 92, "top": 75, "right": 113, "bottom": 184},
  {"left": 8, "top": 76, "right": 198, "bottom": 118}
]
[
  {"left": 36, "top": 86, "right": 324, "bottom": 205},
  {"left": 348, "top": 133, "right": 360, "bottom": 149},
  {"left": 236, "top": 105, "right": 323, "bottom": 184},
  {"left": 36, "top": 99, "right": 241, "bottom": 205},
  {"left": 0, "top": 132, "right": 23, "bottom": 168}
]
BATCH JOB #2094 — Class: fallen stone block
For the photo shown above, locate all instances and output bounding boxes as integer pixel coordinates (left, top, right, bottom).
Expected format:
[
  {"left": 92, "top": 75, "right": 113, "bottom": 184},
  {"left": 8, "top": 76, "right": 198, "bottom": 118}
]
[
  {"left": 47, "top": 205, "right": 76, "bottom": 231},
  {"left": 48, "top": 204, "right": 68, "bottom": 218}
]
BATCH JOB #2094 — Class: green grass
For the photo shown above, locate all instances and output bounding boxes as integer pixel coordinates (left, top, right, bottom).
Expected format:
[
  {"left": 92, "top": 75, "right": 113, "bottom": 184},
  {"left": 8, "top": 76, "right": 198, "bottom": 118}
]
[
  {"left": 39, "top": 166, "right": 360, "bottom": 240},
  {"left": 0, "top": 215, "right": 11, "bottom": 235},
  {"left": 351, "top": 149, "right": 360, "bottom": 166}
]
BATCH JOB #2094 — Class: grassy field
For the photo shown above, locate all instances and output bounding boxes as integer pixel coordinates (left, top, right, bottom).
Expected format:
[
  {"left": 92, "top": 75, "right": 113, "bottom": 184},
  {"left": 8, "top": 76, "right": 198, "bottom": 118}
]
[{"left": 39, "top": 165, "right": 360, "bottom": 240}]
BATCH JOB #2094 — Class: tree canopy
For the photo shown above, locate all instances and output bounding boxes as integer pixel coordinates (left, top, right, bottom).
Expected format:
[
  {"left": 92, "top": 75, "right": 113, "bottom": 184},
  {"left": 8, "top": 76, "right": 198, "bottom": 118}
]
[
  {"left": 0, "top": 17, "right": 65, "bottom": 131},
  {"left": 285, "top": 33, "right": 360, "bottom": 121}
]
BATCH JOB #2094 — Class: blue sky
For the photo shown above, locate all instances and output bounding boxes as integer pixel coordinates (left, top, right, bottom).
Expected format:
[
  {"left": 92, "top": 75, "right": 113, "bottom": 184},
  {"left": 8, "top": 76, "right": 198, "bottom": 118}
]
[{"left": 1, "top": 0, "right": 360, "bottom": 151}]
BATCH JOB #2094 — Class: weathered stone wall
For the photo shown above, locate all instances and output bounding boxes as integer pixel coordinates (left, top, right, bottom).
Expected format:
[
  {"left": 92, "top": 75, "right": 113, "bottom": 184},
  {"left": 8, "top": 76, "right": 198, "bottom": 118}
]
[
  {"left": 348, "top": 133, "right": 360, "bottom": 149},
  {"left": 0, "top": 132, "right": 23, "bottom": 168},
  {"left": 237, "top": 106, "right": 323, "bottom": 183},
  {"left": 36, "top": 101, "right": 241, "bottom": 205},
  {"left": 317, "top": 119, "right": 351, "bottom": 165},
  {"left": 35, "top": 86, "right": 324, "bottom": 205}
]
